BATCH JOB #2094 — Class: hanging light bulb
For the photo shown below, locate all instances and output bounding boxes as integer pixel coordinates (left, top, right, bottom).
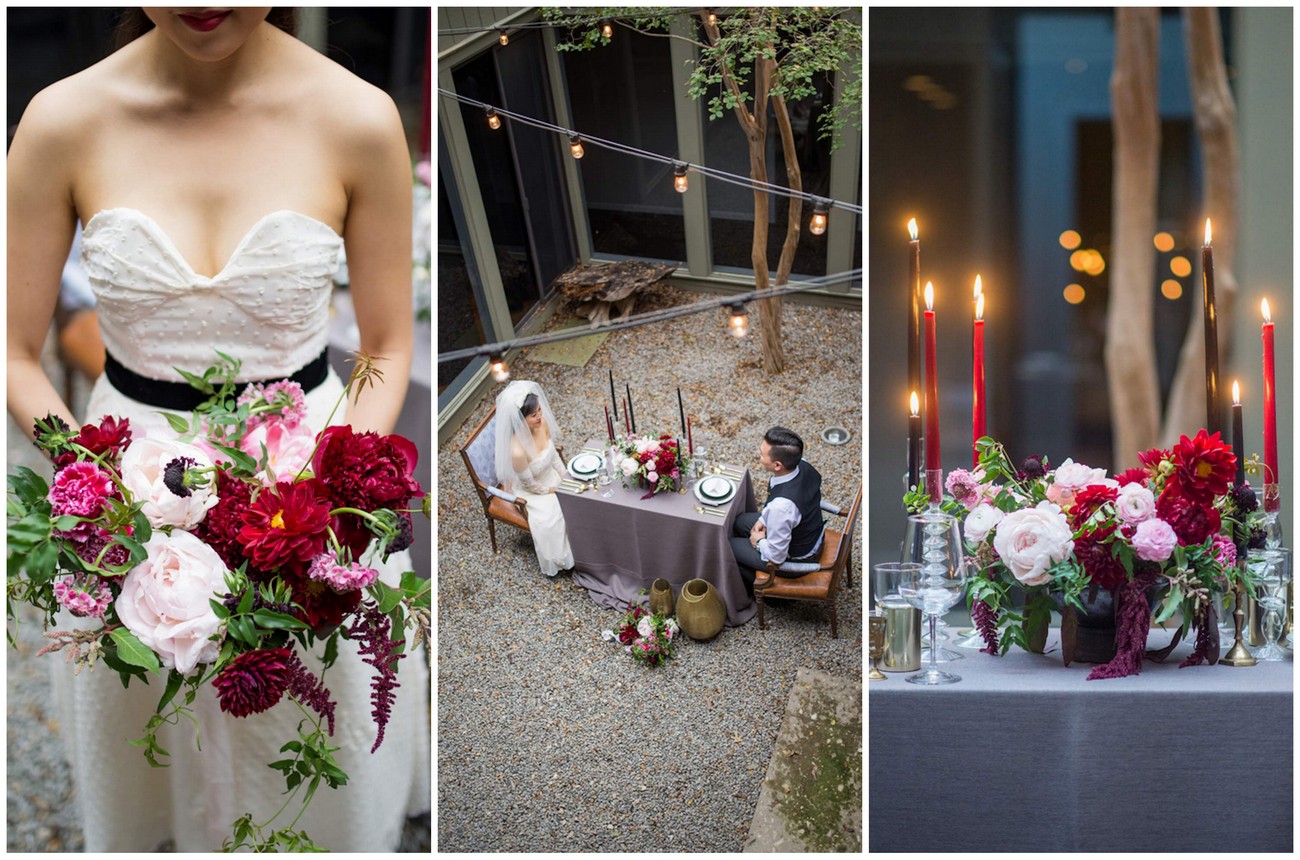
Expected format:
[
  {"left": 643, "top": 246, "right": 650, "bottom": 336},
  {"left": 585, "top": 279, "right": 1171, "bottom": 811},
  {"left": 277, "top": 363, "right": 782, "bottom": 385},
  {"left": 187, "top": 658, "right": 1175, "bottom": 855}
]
[
  {"left": 707, "top": 10, "right": 717, "bottom": 26},
  {"left": 569, "top": 134, "right": 584, "bottom": 159},
  {"left": 673, "top": 162, "right": 689, "bottom": 193},
  {"left": 727, "top": 302, "right": 749, "bottom": 338},
  {"left": 489, "top": 354, "right": 510, "bottom": 383},
  {"left": 601, "top": 19, "right": 613, "bottom": 39},
  {"left": 809, "top": 199, "right": 829, "bottom": 236},
  {"left": 498, "top": 30, "right": 509, "bottom": 46},
  {"left": 485, "top": 107, "right": 501, "bottom": 130}
]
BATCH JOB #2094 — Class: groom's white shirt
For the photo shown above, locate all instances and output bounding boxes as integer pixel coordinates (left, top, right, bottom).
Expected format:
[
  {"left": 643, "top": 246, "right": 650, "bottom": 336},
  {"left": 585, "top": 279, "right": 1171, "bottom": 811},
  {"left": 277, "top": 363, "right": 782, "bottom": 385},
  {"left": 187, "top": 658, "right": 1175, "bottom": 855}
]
[{"left": 756, "top": 466, "right": 824, "bottom": 564}]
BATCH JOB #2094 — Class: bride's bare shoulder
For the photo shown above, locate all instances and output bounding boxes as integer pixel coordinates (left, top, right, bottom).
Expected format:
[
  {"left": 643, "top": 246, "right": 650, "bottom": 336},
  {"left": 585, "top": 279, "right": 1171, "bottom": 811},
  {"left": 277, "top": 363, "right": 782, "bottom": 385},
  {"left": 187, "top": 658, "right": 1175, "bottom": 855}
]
[
  {"left": 291, "top": 45, "right": 405, "bottom": 158},
  {"left": 11, "top": 52, "right": 129, "bottom": 149}
]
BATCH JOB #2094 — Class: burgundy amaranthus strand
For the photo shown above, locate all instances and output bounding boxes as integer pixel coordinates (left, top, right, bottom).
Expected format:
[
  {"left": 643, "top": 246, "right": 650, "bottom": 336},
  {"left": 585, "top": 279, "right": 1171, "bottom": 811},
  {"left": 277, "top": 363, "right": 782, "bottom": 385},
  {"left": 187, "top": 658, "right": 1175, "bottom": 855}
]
[
  {"left": 1179, "top": 602, "right": 1217, "bottom": 668},
  {"left": 1087, "top": 571, "right": 1157, "bottom": 680},
  {"left": 285, "top": 651, "right": 337, "bottom": 736},
  {"left": 972, "top": 599, "right": 999, "bottom": 655},
  {"left": 348, "top": 600, "right": 405, "bottom": 754}
]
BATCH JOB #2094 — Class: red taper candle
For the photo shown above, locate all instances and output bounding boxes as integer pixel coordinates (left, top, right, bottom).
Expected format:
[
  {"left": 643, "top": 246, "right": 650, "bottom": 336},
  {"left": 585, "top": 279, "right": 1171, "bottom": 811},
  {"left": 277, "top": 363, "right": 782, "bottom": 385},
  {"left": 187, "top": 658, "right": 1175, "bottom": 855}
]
[
  {"left": 1262, "top": 298, "right": 1278, "bottom": 490},
  {"left": 923, "top": 281, "right": 941, "bottom": 496},
  {"left": 972, "top": 276, "right": 985, "bottom": 468},
  {"left": 605, "top": 404, "right": 614, "bottom": 442}
]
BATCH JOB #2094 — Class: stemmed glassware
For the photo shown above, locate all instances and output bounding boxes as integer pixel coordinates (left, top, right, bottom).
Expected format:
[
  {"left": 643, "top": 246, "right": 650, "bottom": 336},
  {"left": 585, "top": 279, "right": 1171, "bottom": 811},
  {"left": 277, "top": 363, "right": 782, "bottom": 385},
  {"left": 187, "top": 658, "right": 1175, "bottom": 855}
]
[
  {"left": 600, "top": 444, "right": 620, "bottom": 497},
  {"left": 897, "top": 547, "right": 971, "bottom": 686},
  {"left": 901, "top": 511, "right": 965, "bottom": 663},
  {"left": 1249, "top": 548, "right": 1291, "bottom": 661}
]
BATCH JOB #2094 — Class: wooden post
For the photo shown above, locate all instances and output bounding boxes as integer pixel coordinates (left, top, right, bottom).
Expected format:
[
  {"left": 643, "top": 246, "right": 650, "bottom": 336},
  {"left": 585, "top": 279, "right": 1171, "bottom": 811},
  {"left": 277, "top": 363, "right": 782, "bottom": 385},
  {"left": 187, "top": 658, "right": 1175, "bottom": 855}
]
[{"left": 1106, "top": 8, "right": 1163, "bottom": 461}]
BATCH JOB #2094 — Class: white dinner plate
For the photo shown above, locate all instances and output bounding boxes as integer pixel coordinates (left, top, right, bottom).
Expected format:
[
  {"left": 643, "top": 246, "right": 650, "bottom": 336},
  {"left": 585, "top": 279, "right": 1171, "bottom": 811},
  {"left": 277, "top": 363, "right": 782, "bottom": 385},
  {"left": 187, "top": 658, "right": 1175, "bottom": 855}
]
[
  {"left": 694, "top": 477, "right": 737, "bottom": 507},
  {"left": 568, "top": 452, "right": 604, "bottom": 479}
]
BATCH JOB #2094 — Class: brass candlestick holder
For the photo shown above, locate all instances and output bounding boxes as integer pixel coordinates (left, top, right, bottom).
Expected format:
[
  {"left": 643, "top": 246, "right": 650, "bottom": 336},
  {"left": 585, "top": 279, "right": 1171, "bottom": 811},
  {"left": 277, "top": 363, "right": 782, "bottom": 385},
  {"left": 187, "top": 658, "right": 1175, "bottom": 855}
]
[
  {"left": 1221, "top": 565, "right": 1257, "bottom": 667},
  {"left": 869, "top": 615, "right": 887, "bottom": 681}
]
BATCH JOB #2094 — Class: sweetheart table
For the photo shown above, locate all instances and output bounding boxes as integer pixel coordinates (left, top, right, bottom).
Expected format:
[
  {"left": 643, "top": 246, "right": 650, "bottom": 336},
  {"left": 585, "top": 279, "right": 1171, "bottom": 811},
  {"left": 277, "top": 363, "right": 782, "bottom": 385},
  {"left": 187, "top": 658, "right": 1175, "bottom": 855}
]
[
  {"left": 869, "top": 628, "right": 1292, "bottom": 851},
  {"left": 556, "top": 444, "right": 758, "bottom": 626}
]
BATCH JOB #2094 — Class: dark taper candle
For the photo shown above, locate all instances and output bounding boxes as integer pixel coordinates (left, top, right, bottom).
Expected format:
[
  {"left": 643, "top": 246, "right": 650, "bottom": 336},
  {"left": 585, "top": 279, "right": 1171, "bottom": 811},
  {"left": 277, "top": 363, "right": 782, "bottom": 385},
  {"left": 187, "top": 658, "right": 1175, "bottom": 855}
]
[
  {"left": 609, "top": 369, "right": 618, "bottom": 420},
  {"left": 1231, "top": 383, "right": 1245, "bottom": 487},
  {"left": 626, "top": 383, "right": 636, "bottom": 434},
  {"left": 677, "top": 387, "right": 686, "bottom": 435},
  {"left": 1201, "top": 219, "right": 1220, "bottom": 434},
  {"left": 908, "top": 219, "right": 922, "bottom": 443},
  {"left": 908, "top": 391, "right": 921, "bottom": 491}
]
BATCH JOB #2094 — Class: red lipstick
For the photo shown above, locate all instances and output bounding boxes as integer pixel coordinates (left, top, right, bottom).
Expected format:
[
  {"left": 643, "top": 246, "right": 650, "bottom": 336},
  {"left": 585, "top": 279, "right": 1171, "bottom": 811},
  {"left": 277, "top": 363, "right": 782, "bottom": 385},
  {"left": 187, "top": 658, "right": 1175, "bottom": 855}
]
[{"left": 178, "top": 10, "right": 231, "bottom": 32}]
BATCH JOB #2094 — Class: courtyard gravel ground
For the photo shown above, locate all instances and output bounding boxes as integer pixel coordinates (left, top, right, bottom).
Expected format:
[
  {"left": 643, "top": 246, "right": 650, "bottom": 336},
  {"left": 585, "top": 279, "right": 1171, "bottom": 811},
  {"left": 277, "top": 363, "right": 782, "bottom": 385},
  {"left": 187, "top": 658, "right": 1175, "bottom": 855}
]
[{"left": 437, "top": 284, "right": 863, "bottom": 851}]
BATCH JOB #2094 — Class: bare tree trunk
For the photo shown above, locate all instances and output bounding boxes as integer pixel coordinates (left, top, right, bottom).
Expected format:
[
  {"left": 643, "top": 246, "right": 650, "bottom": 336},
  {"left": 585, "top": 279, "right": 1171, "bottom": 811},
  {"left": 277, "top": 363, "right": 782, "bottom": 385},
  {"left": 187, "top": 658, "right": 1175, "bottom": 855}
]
[
  {"left": 770, "top": 86, "right": 802, "bottom": 336},
  {"left": 1106, "top": 8, "right": 1163, "bottom": 461},
  {"left": 1162, "top": 8, "right": 1240, "bottom": 444}
]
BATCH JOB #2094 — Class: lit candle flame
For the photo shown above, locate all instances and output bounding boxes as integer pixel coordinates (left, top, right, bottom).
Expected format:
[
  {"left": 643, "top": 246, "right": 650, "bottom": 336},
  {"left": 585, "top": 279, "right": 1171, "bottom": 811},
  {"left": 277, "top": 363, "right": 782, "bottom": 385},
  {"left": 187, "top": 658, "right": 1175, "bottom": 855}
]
[
  {"left": 908, "top": 218, "right": 918, "bottom": 241},
  {"left": 1233, "top": 380, "right": 1241, "bottom": 405},
  {"left": 924, "top": 281, "right": 934, "bottom": 311},
  {"left": 1262, "top": 298, "right": 1272, "bottom": 323},
  {"left": 910, "top": 391, "right": 919, "bottom": 416},
  {"left": 973, "top": 274, "right": 982, "bottom": 300},
  {"left": 1204, "top": 218, "right": 1212, "bottom": 247},
  {"left": 975, "top": 292, "right": 984, "bottom": 321}
]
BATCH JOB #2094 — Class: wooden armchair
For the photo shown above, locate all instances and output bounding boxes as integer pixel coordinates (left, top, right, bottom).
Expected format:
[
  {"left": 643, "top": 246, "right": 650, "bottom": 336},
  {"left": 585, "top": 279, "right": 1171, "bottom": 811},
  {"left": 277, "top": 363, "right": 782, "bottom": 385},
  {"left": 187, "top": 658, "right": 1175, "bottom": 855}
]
[
  {"left": 753, "top": 485, "right": 862, "bottom": 639},
  {"left": 459, "top": 405, "right": 566, "bottom": 553}
]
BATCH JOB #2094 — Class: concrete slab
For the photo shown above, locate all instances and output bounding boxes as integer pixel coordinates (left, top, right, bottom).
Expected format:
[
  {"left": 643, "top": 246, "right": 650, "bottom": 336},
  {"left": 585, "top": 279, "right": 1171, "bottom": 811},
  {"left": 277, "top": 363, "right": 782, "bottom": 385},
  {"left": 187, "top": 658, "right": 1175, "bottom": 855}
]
[{"left": 744, "top": 667, "right": 862, "bottom": 852}]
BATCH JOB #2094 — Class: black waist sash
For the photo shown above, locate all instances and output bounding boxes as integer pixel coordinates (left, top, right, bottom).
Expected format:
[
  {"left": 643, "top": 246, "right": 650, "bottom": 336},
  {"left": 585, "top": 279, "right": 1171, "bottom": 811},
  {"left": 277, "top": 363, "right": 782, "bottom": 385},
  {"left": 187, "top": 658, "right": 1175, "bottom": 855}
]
[{"left": 104, "top": 348, "right": 330, "bottom": 412}]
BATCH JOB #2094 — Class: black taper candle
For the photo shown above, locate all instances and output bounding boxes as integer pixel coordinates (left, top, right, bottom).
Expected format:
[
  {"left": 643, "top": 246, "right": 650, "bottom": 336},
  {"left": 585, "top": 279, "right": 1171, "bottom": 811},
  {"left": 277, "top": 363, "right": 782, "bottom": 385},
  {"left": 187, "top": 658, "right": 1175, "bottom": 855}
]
[
  {"left": 609, "top": 369, "right": 618, "bottom": 420},
  {"left": 908, "top": 225, "right": 922, "bottom": 443},
  {"left": 1232, "top": 397, "right": 1246, "bottom": 487},
  {"left": 626, "top": 383, "right": 636, "bottom": 434},
  {"left": 677, "top": 387, "right": 686, "bottom": 435},
  {"left": 908, "top": 412, "right": 922, "bottom": 491},
  {"left": 1201, "top": 223, "right": 1220, "bottom": 434}
]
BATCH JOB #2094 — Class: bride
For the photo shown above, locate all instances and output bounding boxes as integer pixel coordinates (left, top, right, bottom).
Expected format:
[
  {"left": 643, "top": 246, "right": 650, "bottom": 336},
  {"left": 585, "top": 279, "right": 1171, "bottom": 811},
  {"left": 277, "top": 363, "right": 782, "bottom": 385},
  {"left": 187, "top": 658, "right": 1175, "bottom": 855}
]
[
  {"left": 7, "top": 8, "right": 428, "bottom": 852},
  {"left": 495, "top": 381, "right": 574, "bottom": 576}
]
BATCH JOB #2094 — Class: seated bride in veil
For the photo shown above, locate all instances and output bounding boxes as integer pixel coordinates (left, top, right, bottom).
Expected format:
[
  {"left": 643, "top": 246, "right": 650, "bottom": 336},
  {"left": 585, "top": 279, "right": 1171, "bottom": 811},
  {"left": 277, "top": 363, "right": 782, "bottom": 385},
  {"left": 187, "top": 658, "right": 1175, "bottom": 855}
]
[{"left": 495, "top": 381, "right": 574, "bottom": 576}]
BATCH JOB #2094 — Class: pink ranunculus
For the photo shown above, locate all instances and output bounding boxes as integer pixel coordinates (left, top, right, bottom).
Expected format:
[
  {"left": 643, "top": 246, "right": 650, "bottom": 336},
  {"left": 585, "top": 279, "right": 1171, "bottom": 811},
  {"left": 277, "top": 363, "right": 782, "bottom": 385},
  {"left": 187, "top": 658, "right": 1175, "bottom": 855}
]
[
  {"left": 1045, "top": 458, "right": 1112, "bottom": 509},
  {"left": 119, "top": 437, "right": 219, "bottom": 529},
  {"left": 241, "top": 419, "right": 317, "bottom": 486},
  {"left": 48, "top": 461, "right": 115, "bottom": 519},
  {"left": 646, "top": 470, "right": 659, "bottom": 484},
  {"left": 992, "top": 501, "right": 1075, "bottom": 587},
  {"left": 115, "top": 530, "right": 229, "bottom": 676},
  {"left": 1115, "top": 482, "right": 1157, "bottom": 525},
  {"left": 1131, "top": 518, "right": 1178, "bottom": 562}
]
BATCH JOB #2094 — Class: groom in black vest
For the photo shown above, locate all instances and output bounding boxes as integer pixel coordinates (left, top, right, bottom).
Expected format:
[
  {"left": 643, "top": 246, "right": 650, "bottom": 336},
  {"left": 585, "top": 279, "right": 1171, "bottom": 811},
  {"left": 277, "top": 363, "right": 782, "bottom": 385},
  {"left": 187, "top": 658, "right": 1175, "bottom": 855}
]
[{"left": 730, "top": 427, "right": 825, "bottom": 598}]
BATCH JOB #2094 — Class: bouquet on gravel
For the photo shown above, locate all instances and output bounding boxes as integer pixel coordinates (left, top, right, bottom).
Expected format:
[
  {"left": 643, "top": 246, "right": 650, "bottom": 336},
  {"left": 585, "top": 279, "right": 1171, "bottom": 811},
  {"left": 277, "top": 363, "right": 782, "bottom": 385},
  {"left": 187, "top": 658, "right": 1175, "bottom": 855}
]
[
  {"left": 601, "top": 599, "right": 680, "bottom": 667},
  {"left": 7, "top": 351, "right": 431, "bottom": 851}
]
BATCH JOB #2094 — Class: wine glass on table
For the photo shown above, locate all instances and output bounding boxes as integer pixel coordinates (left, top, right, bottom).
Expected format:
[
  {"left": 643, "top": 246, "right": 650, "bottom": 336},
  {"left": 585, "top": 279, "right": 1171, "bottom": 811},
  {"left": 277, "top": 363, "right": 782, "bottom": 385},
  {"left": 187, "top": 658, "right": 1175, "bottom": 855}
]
[
  {"left": 600, "top": 443, "right": 620, "bottom": 498},
  {"left": 898, "top": 552, "right": 971, "bottom": 686},
  {"left": 901, "top": 510, "right": 965, "bottom": 663},
  {"left": 1249, "top": 548, "right": 1291, "bottom": 661}
]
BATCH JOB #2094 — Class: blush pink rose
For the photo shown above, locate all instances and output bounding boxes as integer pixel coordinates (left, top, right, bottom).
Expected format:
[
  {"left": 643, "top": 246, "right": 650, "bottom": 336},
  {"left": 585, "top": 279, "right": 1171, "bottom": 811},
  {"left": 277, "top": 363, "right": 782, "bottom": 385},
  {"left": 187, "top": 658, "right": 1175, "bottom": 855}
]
[
  {"left": 1115, "top": 483, "right": 1157, "bottom": 525},
  {"left": 1045, "top": 458, "right": 1114, "bottom": 509},
  {"left": 241, "top": 419, "right": 317, "bottom": 486},
  {"left": 992, "top": 501, "right": 1075, "bottom": 586},
  {"left": 115, "top": 530, "right": 229, "bottom": 676},
  {"left": 1131, "top": 519, "right": 1178, "bottom": 563}
]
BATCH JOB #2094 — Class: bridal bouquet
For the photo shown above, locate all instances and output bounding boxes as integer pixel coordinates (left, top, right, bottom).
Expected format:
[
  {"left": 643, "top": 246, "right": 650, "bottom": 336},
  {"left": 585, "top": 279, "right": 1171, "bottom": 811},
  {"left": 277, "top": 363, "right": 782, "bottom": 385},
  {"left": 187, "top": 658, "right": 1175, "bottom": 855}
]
[
  {"left": 7, "top": 352, "right": 430, "bottom": 851},
  {"left": 905, "top": 430, "right": 1265, "bottom": 680},
  {"left": 601, "top": 600, "right": 680, "bottom": 667},
  {"left": 613, "top": 432, "right": 690, "bottom": 498}
]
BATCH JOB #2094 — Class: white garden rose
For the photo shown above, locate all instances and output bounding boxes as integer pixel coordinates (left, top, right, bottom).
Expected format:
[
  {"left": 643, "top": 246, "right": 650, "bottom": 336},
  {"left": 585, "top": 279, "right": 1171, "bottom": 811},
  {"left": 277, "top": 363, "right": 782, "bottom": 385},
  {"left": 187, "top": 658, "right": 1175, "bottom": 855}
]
[
  {"left": 992, "top": 501, "right": 1075, "bottom": 587},
  {"left": 963, "top": 504, "right": 1005, "bottom": 544},
  {"left": 637, "top": 616, "right": 654, "bottom": 638},
  {"left": 115, "top": 530, "right": 229, "bottom": 676},
  {"left": 119, "top": 436, "right": 219, "bottom": 529},
  {"left": 621, "top": 457, "right": 639, "bottom": 476},
  {"left": 1115, "top": 482, "right": 1157, "bottom": 525},
  {"left": 1045, "top": 458, "right": 1115, "bottom": 508}
]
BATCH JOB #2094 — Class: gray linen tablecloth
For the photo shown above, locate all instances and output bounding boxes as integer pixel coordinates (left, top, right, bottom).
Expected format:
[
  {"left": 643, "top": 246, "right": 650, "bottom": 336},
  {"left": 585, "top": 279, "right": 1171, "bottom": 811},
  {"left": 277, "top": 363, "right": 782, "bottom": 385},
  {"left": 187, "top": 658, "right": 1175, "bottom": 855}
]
[
  {"left": 557, "top": 453, "right": 758, "bottom": 626},
  {"left": 869, "top": 629, "right": 1293, "bottom": 852}
]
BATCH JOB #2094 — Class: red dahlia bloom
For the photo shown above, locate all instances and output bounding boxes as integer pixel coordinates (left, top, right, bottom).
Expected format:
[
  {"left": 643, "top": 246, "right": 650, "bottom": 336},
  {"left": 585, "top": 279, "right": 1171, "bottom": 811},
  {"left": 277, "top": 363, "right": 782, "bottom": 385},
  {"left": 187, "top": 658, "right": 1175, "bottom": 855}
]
[
  {"left": 1115, "top": 467, "right": 1149, "bottom": 487},
  {"left": 1156, "top": 489, "right": 1221, "bottom": 546},
  {"left": 238, "top": 480, "right": 331, "bottom": 571},
  {"left": 213, "top": 647, "right": 293, "bottom": 717},
  {"left": 1167, "top": 429, "right": 1235, "bottom": 505},
  {"left": 1068, "top": 485, "right": 1118, "bottom": 532}
]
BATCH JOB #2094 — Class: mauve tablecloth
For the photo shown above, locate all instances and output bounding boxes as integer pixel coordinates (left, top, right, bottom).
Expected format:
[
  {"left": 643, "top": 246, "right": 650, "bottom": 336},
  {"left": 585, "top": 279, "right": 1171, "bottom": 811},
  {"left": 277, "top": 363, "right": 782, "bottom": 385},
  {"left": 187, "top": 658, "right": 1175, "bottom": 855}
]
[
  {"left": 557, "top": 455, "right": 758, "bottom": 626},
  {"left": 869, "top": 629, "right": 1293, "bottom": 852}
]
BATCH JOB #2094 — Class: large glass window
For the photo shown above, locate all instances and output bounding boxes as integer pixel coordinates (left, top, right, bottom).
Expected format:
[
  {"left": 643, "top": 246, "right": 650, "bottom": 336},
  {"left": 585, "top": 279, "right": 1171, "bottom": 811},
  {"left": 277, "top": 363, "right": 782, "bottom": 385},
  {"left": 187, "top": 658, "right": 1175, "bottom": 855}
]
[
  {"left": 704, "top": 75, "right": 834, "bottom": 277},
  {"left": 563, "top": 30, "right": 686, "bottom": 262},
  {"left": 436, "top": 170, "right": 488, "bottom": 395}
]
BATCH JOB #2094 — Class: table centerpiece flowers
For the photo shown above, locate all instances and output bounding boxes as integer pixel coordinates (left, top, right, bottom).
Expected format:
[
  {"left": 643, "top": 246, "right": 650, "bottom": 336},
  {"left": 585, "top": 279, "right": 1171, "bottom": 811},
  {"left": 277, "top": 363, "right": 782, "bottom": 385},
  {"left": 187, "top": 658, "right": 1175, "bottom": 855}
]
[
  {"left": 613, "top": 432, "right": 691, "bottom": 498},
  {"left": 904, "top": 430, "right": 1265, "bottom": 680}
]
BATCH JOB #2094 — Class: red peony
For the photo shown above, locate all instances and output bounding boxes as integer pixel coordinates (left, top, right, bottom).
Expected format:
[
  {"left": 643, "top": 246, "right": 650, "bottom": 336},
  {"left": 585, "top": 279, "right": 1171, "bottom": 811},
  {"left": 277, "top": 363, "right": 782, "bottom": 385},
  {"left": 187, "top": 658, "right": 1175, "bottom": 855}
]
[
  {"left": 194, "top": 469, "right": 256, "bottom": 572},
  {"left": 1166, "top": 429, "right": 1235, "bottom": 505},
  {"left": 55, "top": 416, "right": 133, "bottom": 470},
  {"left": 238, "top": 480, "right": 331, "bottom": 571},
  {"left": 213, "top": 647, "right": 293, "bottom": 717},
  {"left": 311, "top": 426, "right": 422, "bottom": 557},
  {"left": 1156, "top": 489, "right": 1221, "bottom": 546}
]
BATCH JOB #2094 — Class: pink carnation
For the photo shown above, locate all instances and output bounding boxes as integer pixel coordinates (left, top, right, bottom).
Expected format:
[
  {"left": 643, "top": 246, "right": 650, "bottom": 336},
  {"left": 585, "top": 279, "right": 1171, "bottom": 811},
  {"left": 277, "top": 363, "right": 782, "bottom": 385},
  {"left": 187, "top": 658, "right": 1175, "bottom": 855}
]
[
  {"left": 1211, "top": 534, "right": 1237, "bottom": 569},
  {"left": 52, "top": 575, "right": 113, "bottom": 618},
  {"left": 1131, "top": 518, "right": 1178, "bottom": 562},
  {"left": 307, "top": 553, "right": 379, "bottom": 593},
  {"left": 48, "top": 461, "right": 115, "bottom": 519}
]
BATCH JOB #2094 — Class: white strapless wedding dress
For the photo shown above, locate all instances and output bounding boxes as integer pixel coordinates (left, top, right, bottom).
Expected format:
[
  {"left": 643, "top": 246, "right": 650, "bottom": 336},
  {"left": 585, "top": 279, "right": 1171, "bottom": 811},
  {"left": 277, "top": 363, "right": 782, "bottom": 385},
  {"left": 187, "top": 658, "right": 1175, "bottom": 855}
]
[{"left": 56, "top": 208, "right": 430, "bottom": 851}]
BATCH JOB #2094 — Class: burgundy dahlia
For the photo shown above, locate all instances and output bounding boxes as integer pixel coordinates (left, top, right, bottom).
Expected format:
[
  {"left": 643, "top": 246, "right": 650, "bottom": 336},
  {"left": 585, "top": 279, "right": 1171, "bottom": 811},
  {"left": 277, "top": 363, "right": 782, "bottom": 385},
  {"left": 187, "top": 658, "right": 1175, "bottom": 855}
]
[
  {"left": 213, "top": 647, "right": 294, "bottom": 717},
  {"left": 237, "top": 479, "right": 331, "bottom": 571},
  {"left": 1156, "top": 490, "right": 1221, "bottom": 546},
  {"left": 1073, "top": 534, "right": 1127, "bottom": 591}
]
